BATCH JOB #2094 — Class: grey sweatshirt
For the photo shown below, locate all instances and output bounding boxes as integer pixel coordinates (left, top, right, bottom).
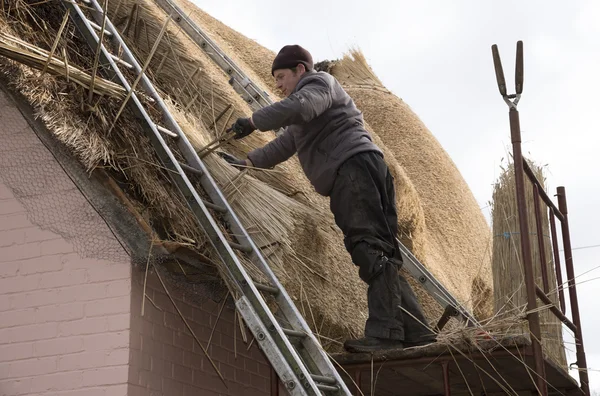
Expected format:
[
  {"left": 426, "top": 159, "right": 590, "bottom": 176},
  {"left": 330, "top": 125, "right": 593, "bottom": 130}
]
[{"left": 247, "top": 70, "right": 381, "bottom": 196}]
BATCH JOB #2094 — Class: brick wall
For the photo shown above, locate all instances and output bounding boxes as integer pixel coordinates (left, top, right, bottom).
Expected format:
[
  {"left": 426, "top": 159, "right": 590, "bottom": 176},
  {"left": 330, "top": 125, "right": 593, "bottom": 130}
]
[
  {"left": 128, "top": 267, "right": 272, "bottom": 396},
  {"left": 0, "top": 89, "right": 132, "bottom": 395}
]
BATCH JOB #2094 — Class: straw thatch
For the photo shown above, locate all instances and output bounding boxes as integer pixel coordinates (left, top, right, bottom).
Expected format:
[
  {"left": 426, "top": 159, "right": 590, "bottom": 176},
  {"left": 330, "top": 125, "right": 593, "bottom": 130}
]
[
  {"left": 491, "top": 161, "right": 567, "bottom": 369},
  {"left": 0, "top": 32, "right": 126, "bottom": 99},
  {"left": 318, "top": 51, "right": 494, "bottom": 318}
]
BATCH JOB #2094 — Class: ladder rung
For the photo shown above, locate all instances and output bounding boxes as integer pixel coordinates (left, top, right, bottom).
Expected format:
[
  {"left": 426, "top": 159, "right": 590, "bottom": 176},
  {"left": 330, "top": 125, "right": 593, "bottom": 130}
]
[
  {"left": 178, "top": 162, "right": 203, "bottom": 176},
  {"left": 87, "top": 19, "right": 113, "bottom": 36},
  {"left": 310, "top": 374, "right": 337, "bottom": 386},
  {"left": 229, "top": 241, "right": 252, "bottom": 253},
  {"left": 109, "top": 53, "right": 133, "bottom": 69},
  {"left": 253, "top": 282, "right": 279, "bottom": 295},
  {"left": 156, "top": 124, "right": 179, "bottom": 138},
  {"left": 201, "top": 200, "right": 227, "bottom": 214},
  {"left": 316, "top": 383, "right": 339, "bottom": 392},
  {"left": 281, "top": 327, "right": 305, "bottom": 338}
]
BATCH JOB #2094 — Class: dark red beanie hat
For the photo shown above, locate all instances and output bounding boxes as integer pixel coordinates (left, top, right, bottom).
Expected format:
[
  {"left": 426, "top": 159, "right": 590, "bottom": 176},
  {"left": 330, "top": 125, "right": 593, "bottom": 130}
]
[{"left": 271, "top": 45, "right": 314, "bottom": 76}]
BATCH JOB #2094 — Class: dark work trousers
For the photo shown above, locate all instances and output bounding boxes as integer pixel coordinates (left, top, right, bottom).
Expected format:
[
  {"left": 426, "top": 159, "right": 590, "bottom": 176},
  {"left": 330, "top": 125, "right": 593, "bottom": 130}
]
[{"left": 329, "top": 151, "right": 431, "bottom": 341}]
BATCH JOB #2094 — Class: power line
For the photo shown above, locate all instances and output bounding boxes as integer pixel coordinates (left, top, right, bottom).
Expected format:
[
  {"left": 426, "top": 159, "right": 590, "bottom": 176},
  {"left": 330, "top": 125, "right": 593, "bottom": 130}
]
[
  {"left": 561, "top": 244, "right": 600, "bottom": 252},
  {"left": 572, "top": 243, "right": 600, "bottom": 251}
]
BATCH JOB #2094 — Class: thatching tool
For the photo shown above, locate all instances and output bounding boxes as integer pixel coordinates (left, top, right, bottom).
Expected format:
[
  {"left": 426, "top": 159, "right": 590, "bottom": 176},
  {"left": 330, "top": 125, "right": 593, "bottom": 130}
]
[
  {"left": 196, "top": 129, "right": 236, "bottom": 159},
  {"left": 62, "top": 1, "right": 352, "bottom": 394},
  {"left": 208, "top": 103, "right": 232, "bottom": 130}
]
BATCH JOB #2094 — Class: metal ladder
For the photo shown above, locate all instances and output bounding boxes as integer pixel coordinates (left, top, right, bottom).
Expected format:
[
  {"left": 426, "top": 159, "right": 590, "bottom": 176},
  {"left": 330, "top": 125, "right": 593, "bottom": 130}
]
[
  {"left": 62, "top": 1, "right": 351, "bottom": 395},
  {"left": 151, "top": 0, "right": 480, "bottom": 330}
]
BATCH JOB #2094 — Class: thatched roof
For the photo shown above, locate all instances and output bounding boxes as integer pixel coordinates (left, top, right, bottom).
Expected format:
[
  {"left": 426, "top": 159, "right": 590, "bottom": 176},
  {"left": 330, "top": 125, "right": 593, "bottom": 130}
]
[{"left": 0, "top": 0, "right": 492, "bottom": 352}]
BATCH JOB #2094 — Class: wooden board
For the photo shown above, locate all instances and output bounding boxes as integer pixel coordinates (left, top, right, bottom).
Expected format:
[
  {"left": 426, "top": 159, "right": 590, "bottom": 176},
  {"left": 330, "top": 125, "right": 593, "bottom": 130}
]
[{"left": 332, "top": 337, "right": 581, "bottom": 395}]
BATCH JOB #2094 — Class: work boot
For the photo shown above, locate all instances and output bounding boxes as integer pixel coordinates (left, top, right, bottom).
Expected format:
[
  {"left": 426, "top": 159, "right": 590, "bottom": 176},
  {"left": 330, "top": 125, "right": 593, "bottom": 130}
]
[{"left": 343, "top": 337, "right": 404, "bottom": 353}]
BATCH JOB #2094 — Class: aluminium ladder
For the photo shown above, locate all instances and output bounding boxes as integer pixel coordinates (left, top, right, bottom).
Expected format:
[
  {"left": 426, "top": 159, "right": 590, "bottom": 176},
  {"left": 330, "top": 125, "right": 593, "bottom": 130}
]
[
  {"left": 149, "top": 0, "right": 480, "bottom": 328},
  {"left": 62, "top": 1, "right": 351, "bottom": 394}
]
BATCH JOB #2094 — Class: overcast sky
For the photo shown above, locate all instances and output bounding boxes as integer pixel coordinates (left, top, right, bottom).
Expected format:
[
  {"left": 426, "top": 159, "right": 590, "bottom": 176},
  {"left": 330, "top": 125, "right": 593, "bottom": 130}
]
[{"left": 190, "top": 0, "right": 599, "bottom": 389}]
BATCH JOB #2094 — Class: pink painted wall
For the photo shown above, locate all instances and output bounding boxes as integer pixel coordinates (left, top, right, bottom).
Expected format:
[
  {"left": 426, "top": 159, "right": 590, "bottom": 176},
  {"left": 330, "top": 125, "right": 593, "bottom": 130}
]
[{"left": 0, "top": 90, "right": 131, "bottom": 395}]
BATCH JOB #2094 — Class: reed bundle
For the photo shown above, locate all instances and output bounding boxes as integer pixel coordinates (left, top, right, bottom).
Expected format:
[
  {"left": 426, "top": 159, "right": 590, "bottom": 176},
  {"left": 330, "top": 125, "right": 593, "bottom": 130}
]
[
  {"left": 491, "top": 161, "right": 567, "bottom": 368},
  {"left": 0, "top": 31, "right": 126, "bottom": 98}
]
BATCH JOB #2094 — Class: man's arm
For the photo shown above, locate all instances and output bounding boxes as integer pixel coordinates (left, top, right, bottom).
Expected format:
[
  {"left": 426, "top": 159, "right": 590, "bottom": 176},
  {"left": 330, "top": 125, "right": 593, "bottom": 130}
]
[
  {"left": 252, "top": 78, "right": 332, "bottom": 132},
  {"left": 247, "top": 128, "right": 296, "bottom": 168}
]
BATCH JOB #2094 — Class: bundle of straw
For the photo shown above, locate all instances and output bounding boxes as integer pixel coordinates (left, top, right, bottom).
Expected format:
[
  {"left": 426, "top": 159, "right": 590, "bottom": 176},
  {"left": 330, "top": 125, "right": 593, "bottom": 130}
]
[
  {"left": 491, "top": 161, "right": 567, "bottom": 369},
  {"left": 0, "top": 32, "right": 125, "bottom": 99}
]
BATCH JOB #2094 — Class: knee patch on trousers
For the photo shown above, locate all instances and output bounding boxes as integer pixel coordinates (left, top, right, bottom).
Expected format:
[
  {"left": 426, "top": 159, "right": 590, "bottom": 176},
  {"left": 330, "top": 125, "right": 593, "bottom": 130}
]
[{"left": 351, "top": 242, "right": 395, "bottom": 284}]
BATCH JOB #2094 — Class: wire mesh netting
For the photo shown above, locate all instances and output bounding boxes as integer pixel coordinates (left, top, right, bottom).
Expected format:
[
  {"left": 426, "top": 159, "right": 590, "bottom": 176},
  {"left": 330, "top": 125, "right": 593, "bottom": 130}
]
[{"left": 0, "top": 89, "right": 130, "bottom": 263}]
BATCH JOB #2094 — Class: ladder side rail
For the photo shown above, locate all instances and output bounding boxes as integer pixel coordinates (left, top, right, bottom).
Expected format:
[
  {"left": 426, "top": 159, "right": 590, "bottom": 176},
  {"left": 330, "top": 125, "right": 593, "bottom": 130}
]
[
  {"left": 397, "top": 241, "right": 461, "bottom": 309},
  {"left": 397, "top": 239, "right": 480, "bottom": 326},
  {"left": 67, "top": 2, "right": 346, "bottom": 394},
  {"left": 230, "top": 78, "right": 268, "bottom": 112},
  {"left": 237, "top": 297, "right": 310, "bottom": 396}
]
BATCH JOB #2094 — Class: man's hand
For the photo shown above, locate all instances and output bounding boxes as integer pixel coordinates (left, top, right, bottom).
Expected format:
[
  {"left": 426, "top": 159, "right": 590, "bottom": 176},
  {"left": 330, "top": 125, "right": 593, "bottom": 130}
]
[
  {"left": 229, "top": 117, "right": 256, "bottom": 140},
  {"left": 217, "top": 152, "right": 247, "bottom": 167}
]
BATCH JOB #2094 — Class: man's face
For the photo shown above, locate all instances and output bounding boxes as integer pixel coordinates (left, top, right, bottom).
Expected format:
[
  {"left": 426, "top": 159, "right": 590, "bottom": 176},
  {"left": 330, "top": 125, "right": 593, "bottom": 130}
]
[{"left": 274, "top": 66, "right": 305, "bottom": 97}]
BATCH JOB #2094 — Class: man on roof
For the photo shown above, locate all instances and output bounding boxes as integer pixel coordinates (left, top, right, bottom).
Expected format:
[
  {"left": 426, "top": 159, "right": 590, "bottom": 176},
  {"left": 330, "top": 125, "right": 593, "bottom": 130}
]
[{"left": 221, "top": 45, "right": 435, "bottom": 353}]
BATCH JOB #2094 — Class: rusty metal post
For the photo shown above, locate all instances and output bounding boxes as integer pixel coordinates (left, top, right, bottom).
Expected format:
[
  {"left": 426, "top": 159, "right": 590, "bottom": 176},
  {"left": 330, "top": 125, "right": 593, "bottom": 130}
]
[
  {"left": 533, "top": 184, "right": 550, "bottom": 293},
  {"left": 442, "top": 361, "right": 451, "bottom": 396},
  {"left": 556, "top": 187, "right": 590, "bottom": 396},
  {"left": 354, "top": 370, "right": 362, "bottom": 396},
  {"left": 510, "top": 107, "right": 548, "bottom": 396},
  {"left": 548, "top": 208, "right": 567, "bottom": 313},
  {"left": 270, "top": 367, "right": 279, "bottom": 396}
]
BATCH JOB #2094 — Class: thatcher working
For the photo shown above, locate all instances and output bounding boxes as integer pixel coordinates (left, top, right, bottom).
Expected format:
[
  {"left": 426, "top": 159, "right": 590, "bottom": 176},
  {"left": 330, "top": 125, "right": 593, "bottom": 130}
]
[{"left": 221, "top": 45, "right": 435, "bottom": 352}]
